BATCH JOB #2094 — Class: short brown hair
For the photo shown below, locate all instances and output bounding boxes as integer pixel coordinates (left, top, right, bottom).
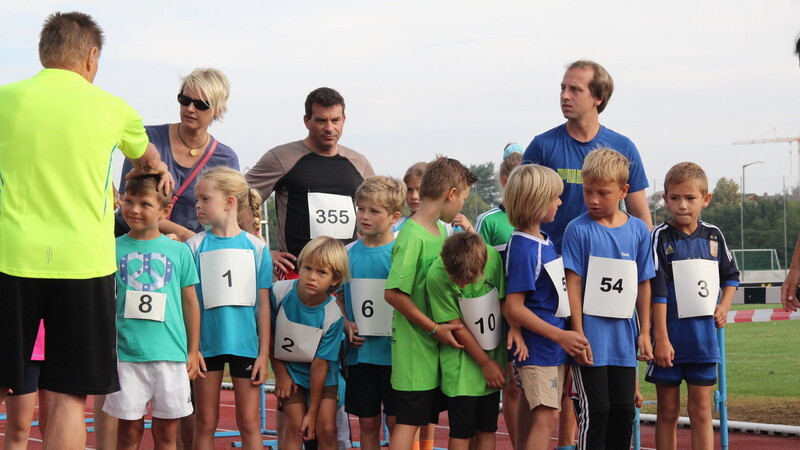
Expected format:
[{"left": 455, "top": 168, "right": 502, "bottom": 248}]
[
  {"left": 499, "top": 152, "right": 523, "bottom": 180},
  {"left": 39, "top": 12, "right": 104, "bottom": 69},
  {"left": 297, "top": 236, "right": 350, "bottom": 290},
  {"left": 419, "top": 156, "right": 477, "bottom": 200},
  {"left": 582, "top": 148, "right": 629, "bottom": 187},
  {"left": 305, "top": 87, "right": 345, "bottom": 118},
  {"left": 504, "top": 165, "right": 563, "bottom": 229},
  {"left": 124, "top": 175, "right": 170, "bottom": 208},
  {"left": 441, "top": 233, "right": 487, "bottom": 287},
  {"left": 355, "top": 176, "right": 407, "bottom": 216},
  {"left": 664, "top": 162, "right": 709, "bottom": 195},
  {"left": 567, "top": 60, "right": 614, "bottom": 114}
]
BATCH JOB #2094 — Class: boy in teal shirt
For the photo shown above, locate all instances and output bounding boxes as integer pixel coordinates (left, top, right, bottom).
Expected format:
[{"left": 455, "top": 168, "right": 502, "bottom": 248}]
[
  {"left": 384, "top": 156, "right": 477, "bottom": 450},
  {"left": 428, "top": 232, "right": 507, "bottom": 450}
]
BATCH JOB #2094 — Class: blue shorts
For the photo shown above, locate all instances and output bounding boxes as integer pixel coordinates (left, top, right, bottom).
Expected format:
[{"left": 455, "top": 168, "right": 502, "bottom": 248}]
[{"left": 645, "top": 362, "right": 717, "bottom": 387}]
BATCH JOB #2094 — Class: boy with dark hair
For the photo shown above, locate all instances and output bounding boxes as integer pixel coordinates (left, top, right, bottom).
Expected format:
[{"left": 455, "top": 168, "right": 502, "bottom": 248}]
[
  {"left": 427, "top": 232, "right": 507, "bottom": 450},
  {"left": 562, "top": 149, "right": 655, "bottom": 450},
  {"left": 103, "top": 175, "right": 201, "bottom": 448},
  {"left": 648, "top": 162, "right": 739, "bottom": 450},
  {"left": 384, "top": 156, "right": 477, "bottom": 450}
]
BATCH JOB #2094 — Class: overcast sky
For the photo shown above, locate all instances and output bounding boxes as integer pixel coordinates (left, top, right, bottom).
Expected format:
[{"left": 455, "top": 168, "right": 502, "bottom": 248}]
[{"left": 3, "top": 0, "right": 800, "bottom": 198}]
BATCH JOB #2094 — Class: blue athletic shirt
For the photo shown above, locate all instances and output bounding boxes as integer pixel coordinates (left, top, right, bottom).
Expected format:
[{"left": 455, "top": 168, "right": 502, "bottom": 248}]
[
  {"left": 505, "top": 231, "right": 567, "bottom": 366},
  {"left": 270, "top": 280, "right": 344, "bottom": 388},
  {"left": 343, "top": 239, "right": 394, "bottom": 366},
  {"left": 651, "top": 221, "right": 740, "bottom": 364},
  {"left": 562, "top": 212, "right": 655, "bottom": 367},
  {"left": 523, "top": 124, "right": 649, "bottom": 253},
  {"left": 186, "top": 231, "right": 272, "bottom": 359}
]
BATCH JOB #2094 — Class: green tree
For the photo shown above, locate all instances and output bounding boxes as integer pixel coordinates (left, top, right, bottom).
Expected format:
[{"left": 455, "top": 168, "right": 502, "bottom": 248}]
[
  {"left": 468, "top": 162, "right": 500, "bottom": 207},
  {"left": 710, "top": 177, "right": 740, "bottom": 208},
  {"left": 462, "top": 191, "right": 490, "bottom": 227}
]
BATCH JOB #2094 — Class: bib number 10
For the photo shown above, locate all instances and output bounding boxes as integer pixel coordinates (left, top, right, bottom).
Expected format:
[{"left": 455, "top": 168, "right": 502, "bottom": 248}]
[
  {"left": 315, "top": 209, "right": 350, "bottom": 225},
  {"left": 600, "top": 277, "right": 623, "bottom": 293},
  {"left": 474, "top": 313, "right": 496, "bottom": 335}
]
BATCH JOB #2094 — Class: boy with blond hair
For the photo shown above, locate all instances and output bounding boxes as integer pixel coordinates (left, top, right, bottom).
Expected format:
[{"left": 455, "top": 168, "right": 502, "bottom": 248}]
[
  {"left": 341, "top": 175, "right": 406, "bottom": 450},
  {"left": 562, "top": 148, "right": 655, "bottom": 450},
  {"left": 385, "top": 156, "right": 477, "bottom": 450},
  {"left": 648, "top": 162, "right": 739, "bottom": 450},
  {"left": 427, "top": 232, "right": 507, "bottom": 450}
]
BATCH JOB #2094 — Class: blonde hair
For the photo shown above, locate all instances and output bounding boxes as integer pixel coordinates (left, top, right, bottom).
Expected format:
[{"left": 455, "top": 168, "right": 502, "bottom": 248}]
[
  {"left": 664, "top": 162, "right": 708, "bottom": 195},
  {"left": 355, "top": 176, "right": 407, "bottom": 215},
  {"left": 441, "top": 233, "right": 487, "bottom": 287},
  {"left": 297, "top": 236, "right": 350, "bottom": 290},
  {"left": 505, "top": 164, "right": 563, "bottom": 229},
  {"left": 197, "top": 167, "right": 262, "bottom": 235},
  {"left": 180, "top": 68, "right": 231, "bottom": 121},
  {"left": 39, "top": 12, "right": 104, "bottom": 69},
  {"left": 581, "top": 148, "right": 629, "bottom": 187},
  {"left": 500, "top": 152, "right": 523, "bottom": 180},
  {"left": 403, "top": 162, "right": 427, "bottom": 184},
  {"left": 419, "top": 156, "right": 477, "bottom": 200},
  {"left": 566, "top": 60, "right": 614, "bottom": 113}
]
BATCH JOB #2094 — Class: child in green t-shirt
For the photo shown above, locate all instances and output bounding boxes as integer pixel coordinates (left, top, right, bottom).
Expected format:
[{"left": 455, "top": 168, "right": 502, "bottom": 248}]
[
  {"left": 384, "top": 156, "right": 477, "bottom": 450},
  {"left": 427, "top": 232, "right": 507, "bottom": 450}
]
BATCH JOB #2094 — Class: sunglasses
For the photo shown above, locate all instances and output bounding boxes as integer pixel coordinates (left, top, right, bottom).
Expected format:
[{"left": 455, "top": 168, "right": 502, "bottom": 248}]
[{"left": 177, "top": 93, "right": 211, "bottom": 111}]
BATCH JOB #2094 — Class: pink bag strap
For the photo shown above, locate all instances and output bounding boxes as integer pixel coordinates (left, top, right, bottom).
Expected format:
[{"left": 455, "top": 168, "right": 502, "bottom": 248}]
[{"left": 166, "top": 139, "right": 218, "bottom": 220}]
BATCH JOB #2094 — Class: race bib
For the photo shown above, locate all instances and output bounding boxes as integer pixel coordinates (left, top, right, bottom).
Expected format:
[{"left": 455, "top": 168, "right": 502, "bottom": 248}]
[
  {"left": 124, "top": 290, "right": 167, "bottom": 322},
  {"left": 544, "top": 257, "right": 571, "bottom": 318},
  {"left": 274, "top": 308, "right": 324, "bottom": 363},
  {"left": 350, "top": 278, "right": 393, "bottom": 336},
  {"left": 459, "top": 288, "right": 502, "bottom": 351},
  {"left": 672, "top": 259, "right": 720, "bottom": 318},
  {"left": 583, "top": 256, "right": 638, "bottom": 318},
  {"left": 199, "top": 249, "right": 257, "bottom": 309},
  {"left": 308, "top": 192, "right": 356, "bottom": 239}
]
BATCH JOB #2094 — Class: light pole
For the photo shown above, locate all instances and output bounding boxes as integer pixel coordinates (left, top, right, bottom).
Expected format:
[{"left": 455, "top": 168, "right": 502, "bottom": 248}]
[{"left": 740, "top": 161, "right": 764, "bottom": 281}]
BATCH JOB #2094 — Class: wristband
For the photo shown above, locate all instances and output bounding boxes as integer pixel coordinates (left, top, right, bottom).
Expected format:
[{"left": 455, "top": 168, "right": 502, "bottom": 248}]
[{"left": 428, "top": 324, "right": 438, "bottom": 336}]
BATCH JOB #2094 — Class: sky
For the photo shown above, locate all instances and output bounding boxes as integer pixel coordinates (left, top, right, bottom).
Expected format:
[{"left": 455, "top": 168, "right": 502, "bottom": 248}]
[{"left": 2, "top": 0, "right": 800, "bottom": 199}]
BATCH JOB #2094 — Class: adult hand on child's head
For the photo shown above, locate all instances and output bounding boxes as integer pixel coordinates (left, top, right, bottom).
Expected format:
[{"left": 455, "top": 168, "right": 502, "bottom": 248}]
[
  {"left": 126, "top": 160, "right": 175, "bottom": 195},
  {"left": 653, "top": 339, "right": 674, "bottom": 368},
  {"left": 481, "top": 360, "right": 506, "bottom": 389},
  {"left": 432, "top": 323, "right": 465, "bottom": 348},
  {"left": 271, "top": 251, "right": 297, "bottom": 275}
]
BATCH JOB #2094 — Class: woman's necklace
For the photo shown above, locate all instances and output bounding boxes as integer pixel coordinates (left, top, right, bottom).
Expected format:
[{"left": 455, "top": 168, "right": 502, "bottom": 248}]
[{"left": 177, "top": 125, "right": 209, "bottom": 156}]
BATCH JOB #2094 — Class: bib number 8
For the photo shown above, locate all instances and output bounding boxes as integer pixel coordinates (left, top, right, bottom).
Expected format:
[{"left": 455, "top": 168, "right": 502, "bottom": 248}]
[
  {"left": 600, "top": 277, "right": 623, "bottom": 293},
  {"left": 474, "top": 313, "right": 496, "bottom": 335},
  {"left": 139, "top": 294, "right": 153, "bottom": 313},
  {"left": 315, "top": 209, "right": 350, "bottom": 225}
]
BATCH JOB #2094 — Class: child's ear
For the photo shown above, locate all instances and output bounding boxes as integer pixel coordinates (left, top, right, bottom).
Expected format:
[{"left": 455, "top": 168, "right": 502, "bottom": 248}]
[
  {"left": 620, "top": 183, "right": 630, "bottom": 199},
  {"left": 703, "top": 192, "right": 713, "bottom": 207},
  {"left": 160, "top": 203, "right": 173, "bottom": 220},
  {"left": 390, "top": 211, "right": 402, "bottom": 224},
  {"left": 226, "top": 195, "right": 236, "bottom": 210},
  {"left": 446, "top": 187, "right": 458, "bottom": 201}
]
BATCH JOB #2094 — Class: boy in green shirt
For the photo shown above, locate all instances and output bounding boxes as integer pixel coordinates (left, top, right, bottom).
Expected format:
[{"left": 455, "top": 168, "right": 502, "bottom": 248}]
[
  {"left": 384, "top": 156, "right": 477, "bottom": 450},
  {"left": 428, "top": 232, "right": 507, "bottom": 450}
]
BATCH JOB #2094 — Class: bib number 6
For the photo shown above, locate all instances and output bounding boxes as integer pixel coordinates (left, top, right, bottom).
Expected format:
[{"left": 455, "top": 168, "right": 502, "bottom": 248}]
[{"left": 315, "top": 209, "right": 350, "bottom": 225}]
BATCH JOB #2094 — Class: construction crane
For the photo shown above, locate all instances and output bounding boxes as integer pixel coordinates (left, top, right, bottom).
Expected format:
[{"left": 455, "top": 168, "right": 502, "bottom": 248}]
[{"left": 733, "top": 135, "right": 800, "bottom": 178}]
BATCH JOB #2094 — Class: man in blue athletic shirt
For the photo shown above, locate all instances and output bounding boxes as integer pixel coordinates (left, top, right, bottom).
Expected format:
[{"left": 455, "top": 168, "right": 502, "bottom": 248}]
[{"left": 523, "top": 60, "right": 652, "bottom": 254}]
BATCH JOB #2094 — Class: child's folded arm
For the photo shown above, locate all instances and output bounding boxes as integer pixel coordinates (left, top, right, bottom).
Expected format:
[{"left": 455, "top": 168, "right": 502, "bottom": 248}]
[
  {"left": 385, "top": 288, "right": 463, "bottom": 348},
  {"left": 447, "top": 318, "right": 505, "bottom": 389}
]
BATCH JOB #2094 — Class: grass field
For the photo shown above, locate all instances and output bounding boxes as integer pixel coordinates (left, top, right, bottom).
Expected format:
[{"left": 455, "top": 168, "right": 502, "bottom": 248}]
[{"left": 638, "top": 303, "right": 800, "bottom": 425}]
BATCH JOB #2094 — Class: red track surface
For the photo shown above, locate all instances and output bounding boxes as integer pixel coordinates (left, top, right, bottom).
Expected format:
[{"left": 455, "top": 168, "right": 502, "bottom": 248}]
[{"left": 2, "top": 391, "right": 797, "bottom": 448}]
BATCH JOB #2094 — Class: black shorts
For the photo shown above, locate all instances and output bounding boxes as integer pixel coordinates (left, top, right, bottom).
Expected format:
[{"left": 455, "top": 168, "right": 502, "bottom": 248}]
[
  {"left": 393, "top": 387, "right": 446, "bottom": 426},
  {"left": 8, "top": 361, "right": 42, "bottom": 397},
  {"left": 203, "top": 354, "right": 257, "bottom": 379},
  {"left": 447, "top": 391, "right": 501, "bottom": 439},
  {"left": 345, "top": 363, "right": 396, "bottom": 418},
  {"left": 0, "top": 272, "right": 119, "bottom": 395}
]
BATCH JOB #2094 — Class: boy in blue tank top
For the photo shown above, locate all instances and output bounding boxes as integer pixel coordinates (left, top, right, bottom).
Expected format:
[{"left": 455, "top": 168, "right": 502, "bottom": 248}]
[
  {"left": 103, "top": 175, "right": 201, "bottom": 449},
  {"left": 562, "top": 149, "right": 655, "bottom": 450},
  {"left": 340, "top": 176, "right": 406, "bottom": 450},
  {"left": 647, "top": 162, "right": 739, "bottom": 449}
]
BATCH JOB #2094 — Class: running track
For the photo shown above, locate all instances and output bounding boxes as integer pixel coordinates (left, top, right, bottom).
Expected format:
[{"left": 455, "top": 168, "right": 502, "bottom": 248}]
[{"left": 1, "top": 391, "right": 797, "bottom": 448}]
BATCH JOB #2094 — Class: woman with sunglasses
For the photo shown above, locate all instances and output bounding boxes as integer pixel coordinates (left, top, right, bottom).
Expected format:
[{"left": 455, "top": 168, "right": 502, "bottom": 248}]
[{"left": 118, "top": 67, "right": 240, "bottom": 242}]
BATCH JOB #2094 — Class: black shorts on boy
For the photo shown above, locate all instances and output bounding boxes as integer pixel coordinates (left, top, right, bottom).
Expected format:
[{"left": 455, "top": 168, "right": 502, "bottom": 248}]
[
  {"left": 393, "top": 387, "right": 447, "bottom": 426},
  {"left": 447, "top": 391, "right": 501, "bottom": 439},
  {"left": 345, "top": 363, "right": 396, "bottom": 418}
]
